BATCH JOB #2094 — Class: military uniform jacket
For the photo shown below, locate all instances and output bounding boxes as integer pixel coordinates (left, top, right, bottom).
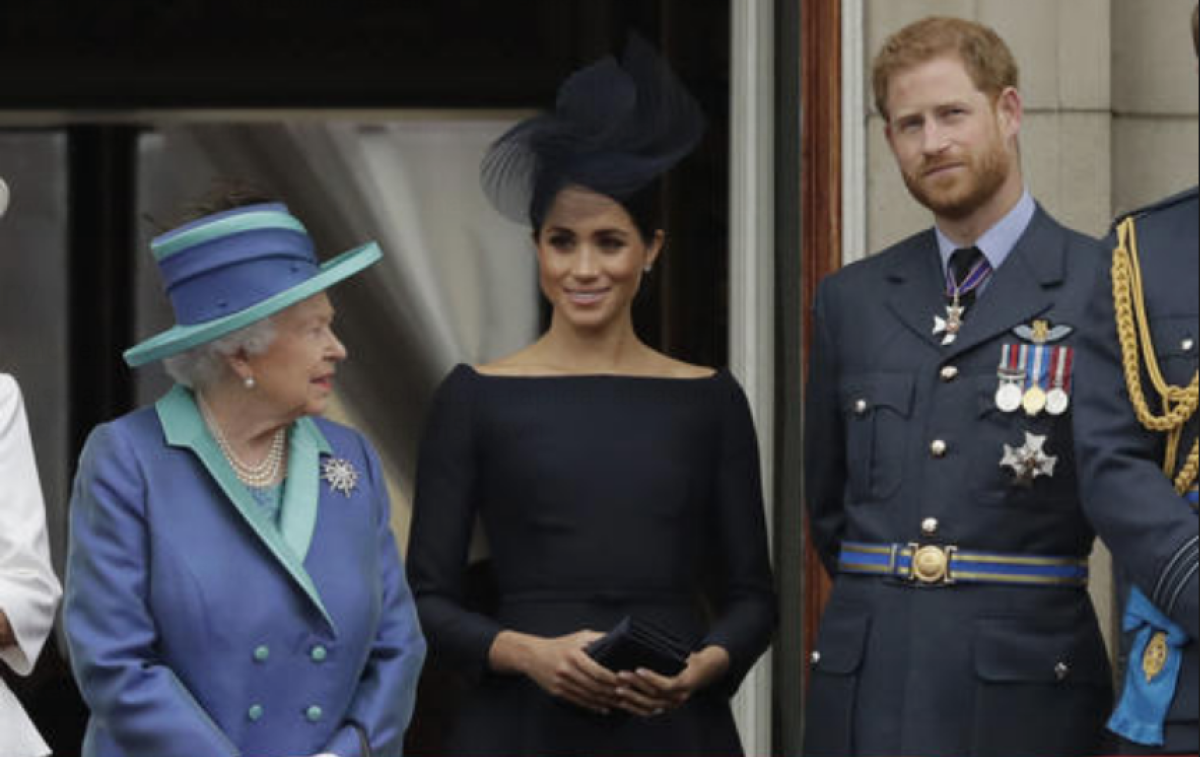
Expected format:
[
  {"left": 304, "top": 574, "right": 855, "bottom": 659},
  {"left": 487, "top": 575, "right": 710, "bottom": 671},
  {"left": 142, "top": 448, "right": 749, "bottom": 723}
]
[
  {"left": 1075, "top": 186, "right": 1199, "bottom": 753},
  {"left": 64, "top": 386, "right": 426, "bottom": 757},
  {"left": 804, "top": 205, "right": 1113, "bottom": 757}
]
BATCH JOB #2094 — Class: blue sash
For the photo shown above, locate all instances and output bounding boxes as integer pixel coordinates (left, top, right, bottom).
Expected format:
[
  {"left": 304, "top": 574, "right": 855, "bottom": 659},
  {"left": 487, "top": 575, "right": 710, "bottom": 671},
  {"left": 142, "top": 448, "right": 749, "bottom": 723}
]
[{"left": 1108, "top": 587, "right": 1189, "bottom": 746}]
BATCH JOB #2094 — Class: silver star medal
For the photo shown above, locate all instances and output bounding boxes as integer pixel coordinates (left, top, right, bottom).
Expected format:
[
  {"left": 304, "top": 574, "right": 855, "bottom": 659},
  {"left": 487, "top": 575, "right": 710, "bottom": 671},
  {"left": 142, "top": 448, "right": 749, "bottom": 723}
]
[
  {"left": 321, "top": 457, "right": 359, "bottom": 497},
  {"left": 933, "top": 302, "right": 966, "bottom": 345},
  {"left": 1000, "top": 432, "right": 1058, "bottom": 486}
]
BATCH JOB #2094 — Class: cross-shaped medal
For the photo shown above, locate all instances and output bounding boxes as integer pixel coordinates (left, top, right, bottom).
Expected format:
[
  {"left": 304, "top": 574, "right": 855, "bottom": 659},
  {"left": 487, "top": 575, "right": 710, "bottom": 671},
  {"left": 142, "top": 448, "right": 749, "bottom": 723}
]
[
  {"left": 933, "top": 299, "right": 966, "bottom": 345},
  {"left": 933, "top": 248, "right": 991, "bottom": 346},
  {"left": 1000, "top": 432, "right": 1058, "bottom": 486}
]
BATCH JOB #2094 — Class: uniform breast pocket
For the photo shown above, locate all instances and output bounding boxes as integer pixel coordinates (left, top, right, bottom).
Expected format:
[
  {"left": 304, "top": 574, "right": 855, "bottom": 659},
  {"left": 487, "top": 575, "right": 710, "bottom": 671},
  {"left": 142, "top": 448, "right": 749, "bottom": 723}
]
[
  {"left": 1150, "top": 314, "right": 1199, "bottom": 387},
  {"left": 970, "top": 375, "right": 1077, "bottom": 508},
  {"left": 840, "top": 374, "right": 914, "bottom": 503}
]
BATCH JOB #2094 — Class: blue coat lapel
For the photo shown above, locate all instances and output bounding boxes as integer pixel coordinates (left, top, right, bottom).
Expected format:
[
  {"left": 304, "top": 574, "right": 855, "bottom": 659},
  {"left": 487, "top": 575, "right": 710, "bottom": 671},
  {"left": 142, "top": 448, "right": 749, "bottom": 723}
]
[
  {"left": 156, "top": 386, "right": 337, "bottom": 632},
  {"left": 279, "top": 415, "right": 329, "bottom": 564},
  {"left": 884, "top": 230, "right": 948, "bottom": 350}
]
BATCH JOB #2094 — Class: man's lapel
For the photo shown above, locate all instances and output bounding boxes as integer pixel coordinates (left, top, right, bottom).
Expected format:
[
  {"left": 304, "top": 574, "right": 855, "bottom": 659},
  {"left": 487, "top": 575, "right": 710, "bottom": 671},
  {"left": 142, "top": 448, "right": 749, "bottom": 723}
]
[
  {"left": 884, "top": 230, "right": 951, "bottom": 350},
  {"left": 943, "top": 205, "right": 1065, "bottom": 360}
]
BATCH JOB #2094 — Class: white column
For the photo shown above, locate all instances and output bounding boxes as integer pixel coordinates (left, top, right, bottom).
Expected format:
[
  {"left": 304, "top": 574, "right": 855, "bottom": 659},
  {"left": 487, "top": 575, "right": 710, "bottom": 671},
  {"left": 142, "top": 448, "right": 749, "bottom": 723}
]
[
  {"left": 729, "top": 0, "right": 774, "bottom": 754},
  {"left": 843, "top": 0, "right": 868, "bottom": 264}
]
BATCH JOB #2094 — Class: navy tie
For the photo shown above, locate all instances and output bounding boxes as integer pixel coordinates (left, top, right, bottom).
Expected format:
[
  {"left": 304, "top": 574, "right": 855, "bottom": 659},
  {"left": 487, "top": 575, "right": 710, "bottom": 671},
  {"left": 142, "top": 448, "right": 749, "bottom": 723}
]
[{"left": 948, "top": 246, "right": 988, "bottom": 311}]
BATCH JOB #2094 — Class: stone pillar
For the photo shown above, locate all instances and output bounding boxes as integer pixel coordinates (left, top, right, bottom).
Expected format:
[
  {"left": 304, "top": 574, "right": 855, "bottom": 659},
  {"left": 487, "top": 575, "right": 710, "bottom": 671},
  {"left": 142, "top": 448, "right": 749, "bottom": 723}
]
[{"left": 1112, "top": 0, "right": 1200, "bottom": 214}]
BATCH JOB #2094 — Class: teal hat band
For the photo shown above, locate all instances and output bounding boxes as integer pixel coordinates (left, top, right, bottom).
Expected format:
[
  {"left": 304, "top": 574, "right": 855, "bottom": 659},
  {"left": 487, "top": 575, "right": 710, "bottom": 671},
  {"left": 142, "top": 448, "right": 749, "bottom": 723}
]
[{"left": 152, "top": 209, "right": 308, "bottom": 260}]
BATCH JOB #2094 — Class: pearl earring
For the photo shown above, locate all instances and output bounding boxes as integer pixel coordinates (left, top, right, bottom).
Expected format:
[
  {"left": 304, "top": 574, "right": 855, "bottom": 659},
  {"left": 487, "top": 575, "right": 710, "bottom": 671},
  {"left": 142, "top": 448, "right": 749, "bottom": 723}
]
[
  {"left": 244, "top": 376, "right": 256, "bottom": 390},
  {"left": 643, "top": 265, "right": 653, "bottom": 274}
]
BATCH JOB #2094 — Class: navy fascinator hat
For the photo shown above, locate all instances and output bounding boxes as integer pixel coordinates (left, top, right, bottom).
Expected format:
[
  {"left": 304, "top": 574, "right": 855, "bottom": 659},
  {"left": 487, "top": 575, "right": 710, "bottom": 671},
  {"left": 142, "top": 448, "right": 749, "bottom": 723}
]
[{"left": 481, "top": 34, "right": 706, "bottom": 228}]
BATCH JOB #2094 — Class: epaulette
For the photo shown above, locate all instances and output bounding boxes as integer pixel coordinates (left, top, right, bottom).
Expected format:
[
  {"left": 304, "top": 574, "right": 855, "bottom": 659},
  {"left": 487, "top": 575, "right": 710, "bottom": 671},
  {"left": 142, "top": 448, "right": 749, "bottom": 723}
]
[{"left": 1111, "top": 185, "right": 1199, "bottom": 233}]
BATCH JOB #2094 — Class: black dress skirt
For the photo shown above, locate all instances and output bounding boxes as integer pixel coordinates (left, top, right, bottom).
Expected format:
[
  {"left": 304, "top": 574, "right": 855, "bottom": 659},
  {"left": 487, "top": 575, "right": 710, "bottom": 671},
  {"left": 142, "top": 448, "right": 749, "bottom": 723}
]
[{"left": 407, "top": 365, "right": 775, "bottom": 756}]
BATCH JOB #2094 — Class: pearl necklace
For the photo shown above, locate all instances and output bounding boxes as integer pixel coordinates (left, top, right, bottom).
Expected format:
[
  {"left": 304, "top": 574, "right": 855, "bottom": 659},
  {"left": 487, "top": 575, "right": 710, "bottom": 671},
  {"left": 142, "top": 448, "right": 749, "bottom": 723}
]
[{"left": 197, "top": 398, "right": 286, "bottom": 488}]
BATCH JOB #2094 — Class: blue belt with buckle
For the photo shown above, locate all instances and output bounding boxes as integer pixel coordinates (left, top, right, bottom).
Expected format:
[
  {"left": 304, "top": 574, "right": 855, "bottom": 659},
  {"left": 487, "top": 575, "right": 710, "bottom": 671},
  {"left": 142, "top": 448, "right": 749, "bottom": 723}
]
[{"left": 838, "top": 541, "right": 1089, "bottom": 587}]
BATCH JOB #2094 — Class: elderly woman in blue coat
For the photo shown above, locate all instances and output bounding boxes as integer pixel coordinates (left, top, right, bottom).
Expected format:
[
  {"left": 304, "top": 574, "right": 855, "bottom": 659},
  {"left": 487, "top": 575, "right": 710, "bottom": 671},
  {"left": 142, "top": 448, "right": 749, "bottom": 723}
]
[{"left": 63, "top": 192, "right": 426, "bottom": 757}]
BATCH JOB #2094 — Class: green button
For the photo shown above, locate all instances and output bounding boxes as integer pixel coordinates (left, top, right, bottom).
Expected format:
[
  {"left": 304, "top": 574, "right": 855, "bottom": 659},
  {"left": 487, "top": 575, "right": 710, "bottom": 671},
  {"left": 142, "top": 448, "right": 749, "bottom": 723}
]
[
  {"left": 248, "top": 704, "right": 264, "bottom": 722},
  {"left": 310, "top": 645, "right": 328, "bottom": 663},
  {"left": 253, "top": 645, "right": 270, "bottom": 663},
  {"left": 305, "top": 705, "right": 323, "bottom": 722}
]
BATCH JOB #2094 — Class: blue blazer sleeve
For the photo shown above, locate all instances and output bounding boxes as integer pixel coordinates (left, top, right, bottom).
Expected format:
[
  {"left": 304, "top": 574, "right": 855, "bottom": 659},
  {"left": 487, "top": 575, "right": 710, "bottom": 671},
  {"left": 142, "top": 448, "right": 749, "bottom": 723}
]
[
  {"left": 1074, "top": 246, "right": 1199, "bottom": 639},
  {"left": 323, "top": 434, "right": 427, "bottom": 757},
  {"left": 407, "top": 368, "right": 505, "bottom": 679},
  {"left": 804, "top": 279, "right": 848, "bottom": 577},
  {"left": 64, "top": 423, "right": 240, "bottom": 757},
  {"left": 699, "top": 374, "right": 777, "bottom": 698}
]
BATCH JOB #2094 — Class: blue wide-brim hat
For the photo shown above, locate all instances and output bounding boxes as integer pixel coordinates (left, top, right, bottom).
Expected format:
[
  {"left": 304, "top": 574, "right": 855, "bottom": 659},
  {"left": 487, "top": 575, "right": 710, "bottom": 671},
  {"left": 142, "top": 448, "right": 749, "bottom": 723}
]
[{"left": 124, "top": 202, "right": 381, "bottom": 367}]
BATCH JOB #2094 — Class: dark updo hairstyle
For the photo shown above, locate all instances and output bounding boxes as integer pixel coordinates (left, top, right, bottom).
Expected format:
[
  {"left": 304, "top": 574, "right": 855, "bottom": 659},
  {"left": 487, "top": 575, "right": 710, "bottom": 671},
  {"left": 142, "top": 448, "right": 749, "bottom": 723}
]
[{"left": 531, "top": 179, "right": 664, "bottom": 245}]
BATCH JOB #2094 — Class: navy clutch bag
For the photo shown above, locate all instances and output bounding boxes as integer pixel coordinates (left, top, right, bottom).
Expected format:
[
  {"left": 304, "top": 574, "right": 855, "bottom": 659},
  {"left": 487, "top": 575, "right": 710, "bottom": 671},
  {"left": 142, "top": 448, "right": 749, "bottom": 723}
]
[{"left": 586, "top": 616, "right": 691, "bottom": 676}]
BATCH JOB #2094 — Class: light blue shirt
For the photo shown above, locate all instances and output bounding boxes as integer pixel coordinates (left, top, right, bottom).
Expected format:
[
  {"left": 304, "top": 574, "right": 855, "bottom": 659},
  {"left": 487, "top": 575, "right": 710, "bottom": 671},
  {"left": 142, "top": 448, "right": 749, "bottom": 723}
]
[
  {"left": 935, "top": 189, "right": 1036, "bottom": 291},
  {"left": 247, "top": 482, "right": 285, "bottom": 526}
]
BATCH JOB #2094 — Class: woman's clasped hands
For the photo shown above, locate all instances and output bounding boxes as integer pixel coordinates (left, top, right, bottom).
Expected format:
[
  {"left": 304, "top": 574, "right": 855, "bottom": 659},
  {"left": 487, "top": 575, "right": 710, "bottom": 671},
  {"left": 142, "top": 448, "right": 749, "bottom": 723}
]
[{"left": 490, "top": 630, "right": 730, "bottom": 718}]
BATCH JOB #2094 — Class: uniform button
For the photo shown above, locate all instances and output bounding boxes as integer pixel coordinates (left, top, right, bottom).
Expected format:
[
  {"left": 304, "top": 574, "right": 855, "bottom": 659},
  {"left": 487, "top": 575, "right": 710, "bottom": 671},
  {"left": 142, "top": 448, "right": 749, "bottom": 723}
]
[
  {"left": 921, "top": 517, "right": 939, "bottom": 535},
  {"left": 248, "top": 704, "right": 264, "bottom": 722},
  {"left": 810, "top": 651, "right": 821, "bottom": 665},
  {"left": 253, "top": 645, "right": 270, "bottom": 663},
  {"left": 939, "top": 365, "right": 959, "bottom": 382},
  {"left": 853, "top": 399, "right": 869, "bottom": 415},
  {"left": 1183, "top": 338, "right": 1195, "bottom": 352},
  {"left": 306, "top": 705, "right": 324, "bottom": 722},
  {"left": 930, "top": 439, "right": 948, "bottom": 458},
  {"left": 1054, "top": 662, "right": 1070, "bottom": 681},
  {"left": 310, "top": 645, "right": 328, "bottom": 663}
]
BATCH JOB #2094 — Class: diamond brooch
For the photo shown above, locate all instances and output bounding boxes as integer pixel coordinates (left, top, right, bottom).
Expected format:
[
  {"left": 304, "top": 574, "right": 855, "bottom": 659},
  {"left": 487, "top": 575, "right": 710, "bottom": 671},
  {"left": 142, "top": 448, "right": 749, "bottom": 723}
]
[{"left": 321, "top": 457, "right": 359, "bottom": 497}]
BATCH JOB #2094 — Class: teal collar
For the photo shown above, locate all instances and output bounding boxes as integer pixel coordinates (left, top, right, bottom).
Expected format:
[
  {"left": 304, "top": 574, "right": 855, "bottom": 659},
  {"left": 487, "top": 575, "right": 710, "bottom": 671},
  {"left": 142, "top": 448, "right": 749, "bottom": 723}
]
[{"left": 156, "top": 385, "right": 336, "bottom": 633}]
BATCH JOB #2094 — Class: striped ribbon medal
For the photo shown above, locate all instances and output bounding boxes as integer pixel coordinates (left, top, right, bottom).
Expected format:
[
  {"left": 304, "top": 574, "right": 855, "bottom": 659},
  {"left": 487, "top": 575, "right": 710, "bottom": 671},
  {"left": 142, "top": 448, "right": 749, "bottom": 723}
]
[
  {"left": 1022, "top": 343, "right": 1051, "bottom": 416},
  {"left": 1045, "top": 346, "right": 1073, "bottom": 415},
  {"left": 996, "top": 344, "right": 1026, "bottom": 413},
  {"left": 933, "top": 255, "right": 992, "bottom": 345}
]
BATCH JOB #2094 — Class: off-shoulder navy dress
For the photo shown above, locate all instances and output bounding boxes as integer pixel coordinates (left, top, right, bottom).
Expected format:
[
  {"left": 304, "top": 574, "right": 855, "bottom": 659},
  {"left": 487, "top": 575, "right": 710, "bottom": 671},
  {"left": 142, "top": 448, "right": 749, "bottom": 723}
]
[{"left": 407, "top": 364, "right": 775, "bottom": 755}]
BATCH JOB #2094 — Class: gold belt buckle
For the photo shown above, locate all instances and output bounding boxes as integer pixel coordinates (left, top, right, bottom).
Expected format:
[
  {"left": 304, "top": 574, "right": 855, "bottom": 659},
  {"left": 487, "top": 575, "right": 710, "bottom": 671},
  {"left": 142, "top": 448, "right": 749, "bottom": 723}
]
[{"left": 907, "top": 543, "right": 957, "bottom": 585}]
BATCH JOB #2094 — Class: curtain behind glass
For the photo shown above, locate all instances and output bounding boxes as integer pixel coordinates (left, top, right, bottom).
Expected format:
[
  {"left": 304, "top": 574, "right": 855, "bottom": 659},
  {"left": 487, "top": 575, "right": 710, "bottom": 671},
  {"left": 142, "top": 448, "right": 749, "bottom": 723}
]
[
  {"left": 134, "top": 119, "right": 538, "bottom": 543},
  {"left": 0, "top": 132, "right": 70, "bottom": 578}
]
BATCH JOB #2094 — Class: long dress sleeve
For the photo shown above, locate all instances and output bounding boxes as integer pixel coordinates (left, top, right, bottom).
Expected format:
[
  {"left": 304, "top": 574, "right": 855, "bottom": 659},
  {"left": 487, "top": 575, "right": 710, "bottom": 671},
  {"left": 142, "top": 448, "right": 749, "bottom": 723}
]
[
  {"left": 64, "top": 422, "right": 240, "bottom": 757},
  {"left": 700, "top": 375, "right": 776, "bottom": 698},
  {"left": 407, "top": 367, "right": 504, "bottom": 679},
  {"left": 0, "top": 375, "right": 59, "bottom": 757},
  {"left": 322, "top": 434, "right": 427, "bottom": 757},
  {"left": 0, "top": 374, "right": 61, "bottom": 677}
]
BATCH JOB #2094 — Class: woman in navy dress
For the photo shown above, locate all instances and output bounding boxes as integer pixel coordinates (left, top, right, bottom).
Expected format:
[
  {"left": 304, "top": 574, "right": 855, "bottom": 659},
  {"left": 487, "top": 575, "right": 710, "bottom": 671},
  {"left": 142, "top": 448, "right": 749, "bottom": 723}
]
[{"left": 406, "top": 37, "right": 775, "bottom": 756}]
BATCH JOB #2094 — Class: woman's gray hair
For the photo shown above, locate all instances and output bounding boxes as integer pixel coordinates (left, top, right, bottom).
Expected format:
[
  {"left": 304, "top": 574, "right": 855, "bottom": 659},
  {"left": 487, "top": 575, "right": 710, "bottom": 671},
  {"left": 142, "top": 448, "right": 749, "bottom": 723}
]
[{"left": 163, "top": 317, "right": 277, "bottom": 390}]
